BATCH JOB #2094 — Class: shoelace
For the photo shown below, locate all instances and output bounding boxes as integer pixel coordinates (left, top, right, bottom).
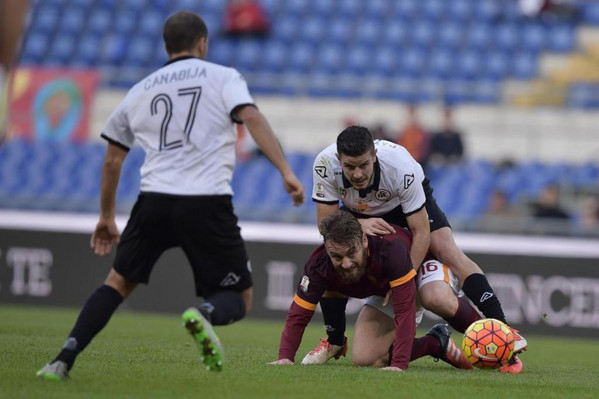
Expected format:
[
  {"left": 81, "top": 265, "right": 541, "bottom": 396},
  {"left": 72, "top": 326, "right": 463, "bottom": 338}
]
[{"left": 309, "top": 338, "right": 331, "bottom": 355}]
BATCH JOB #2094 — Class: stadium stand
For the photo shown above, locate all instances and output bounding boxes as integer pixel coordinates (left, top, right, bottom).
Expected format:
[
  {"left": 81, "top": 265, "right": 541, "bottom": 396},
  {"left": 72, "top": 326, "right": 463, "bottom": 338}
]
[{"left": 3, "top": 0, "right": 599, "bottom": 236}]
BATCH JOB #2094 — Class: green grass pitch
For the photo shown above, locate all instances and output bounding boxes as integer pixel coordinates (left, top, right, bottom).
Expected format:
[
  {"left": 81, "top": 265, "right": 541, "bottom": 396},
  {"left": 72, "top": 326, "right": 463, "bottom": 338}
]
[{"left": 1, "top": 304, "right": 598, "bottom": 399}]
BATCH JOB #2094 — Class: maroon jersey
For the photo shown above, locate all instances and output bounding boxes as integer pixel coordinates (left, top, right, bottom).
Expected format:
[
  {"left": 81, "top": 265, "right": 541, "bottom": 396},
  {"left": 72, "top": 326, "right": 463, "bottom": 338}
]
[{"left": 278, "top": 228, "right": 417, "bottom": 369}]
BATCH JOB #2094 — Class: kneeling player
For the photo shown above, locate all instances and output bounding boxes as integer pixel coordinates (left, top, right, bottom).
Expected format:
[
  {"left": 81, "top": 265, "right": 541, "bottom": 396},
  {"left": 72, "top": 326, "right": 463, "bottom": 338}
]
[{"left": 269, "top": 210, "right": 472, "bottom": 371}]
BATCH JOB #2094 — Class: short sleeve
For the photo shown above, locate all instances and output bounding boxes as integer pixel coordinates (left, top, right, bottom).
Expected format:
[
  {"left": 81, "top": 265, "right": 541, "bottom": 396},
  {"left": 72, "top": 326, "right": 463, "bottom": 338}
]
[
  {"left": 312, "top": 150, "right": 340, "bottom": 203},
  {"left": 101, "top": 97, "right": 135, "bottom": 149},
  {"left": 396, "top": 163, "right": 426, "bottom": 216},
  {"left": 222, "top": 68, "right": 254, "bottom": 121}
]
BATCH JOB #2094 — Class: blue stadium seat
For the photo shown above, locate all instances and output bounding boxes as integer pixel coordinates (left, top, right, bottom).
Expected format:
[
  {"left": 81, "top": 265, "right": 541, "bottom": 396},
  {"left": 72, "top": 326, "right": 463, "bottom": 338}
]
[
  {"left": 345, "top": 45, "right": 373, "bottom": 76},
  {"left": 567, "top": 83, "right": 599, "bottom": 109},
  {"left": 60, "top": 7, "right": 87, "bottom": 35},
  {"left": 484, "top": 50, "right": 510, "bottom": 80},
  {"left": 287, "top": 43, "right": 314, "bottom": 74},
  {"left": 399, "top": 47, "right": 426, "bottom": 78},
  {"left": 327, "top": 17, "right": 353, "bottom": 45},
  {"left": 315, "top": 44, "right": 344, "bottom": 76},
  {"left": 421, "top": 0, "right": 446, "bottom": 21},
  {"left": 382, "top": 21, "right": 411, "bottom": 48},
  {"left": 77, "top": 34, "right": 103, "bottom": 66},
  {"left": 393, "top": 0, "right": 419, "bottom": 18},
  {"left": 372, "top": 47, "right": 398, "bottom": 78},
  {"left": 125, "top": 37, "right": 156, "bottom": 68},
  {"left": 301, "top": 17, "right": 327, "bottom": 44},
  {"left": 272, "top": 15, "right": 300, "bottom": 44},
  {"left": 34, "top": 6, "right": 60, "bottom": 35},
  {"left": 88, "top": 9, "right": 113, "bottom": 35},
  {"left": 50, "top": 33, "right": 77, "bottom": 64},
  {"left": 283, "top": 0, "right": 312, "bottom": 17},
  {"left": 138, "top": 11, "right": 164, "bottom": 35},
  {"left": 581, "top": 2, "right": 599, "bottom": 25},
  {"left": 466, "top": 23, "right": 492, "bottom": 50},
  {"left": 495, "top": 23, "right": 519, "bottom": 52},
  {"left": 437, "top": 22, "right": 463, "bottom": 49},
  {"left": 520, "top": 23, "right": 547, "bottom": 52},
  {"left": 355, "top": 18, "right": 381, "bottom": 47},
  {"left": 338, "top": 0, "right": 362, "bottom": 18},
  {"left": 209, "top": 40, "right": 237, "bottom": 66},
  {"left": 427, "top": 49, "right": 454, "bottom": 80},
  {"left": 548, "top": 24, "right": 576, "bottom": 53},
  {"left": 455, "top": 50, "right": 483, "bottom": 80},
  {"left": 99, "top": 34, "right": 129, "bottom": 67},
  {"left": 114, "top": 11, "right": 138, "bottom": 35},
  {"left": 472, "top": 79, "right": 500, "bottom": 103},
  {"left": 510, "top": 52, "right": 538, "bottom": 79},
  {"left": 448, "top": 0, "right": 473, "bottom": 22},
  {"left": 473, "top": 0, "right": 502, "bottom": 21},
  {"left": 411, "top": 22, "right": 437, "bottom": 48},
  {"left": 235, "top": 39, "right": 264, "bottom": 73},
  {"left": 364, "top": 0, "right": 389, "bottom": 18},
  {"left": 21, "top": 33, "right": 49, "bottom": 64},
  {"left": 262, "top": 41, "right": 288, "bottom": 73}
]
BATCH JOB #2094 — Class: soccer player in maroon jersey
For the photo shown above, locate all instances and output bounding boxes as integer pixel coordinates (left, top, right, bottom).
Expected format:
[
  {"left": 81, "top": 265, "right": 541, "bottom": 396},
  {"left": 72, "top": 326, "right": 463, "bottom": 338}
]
[{"left": 270, "top": 210, "right": 472, "bottom": 371}]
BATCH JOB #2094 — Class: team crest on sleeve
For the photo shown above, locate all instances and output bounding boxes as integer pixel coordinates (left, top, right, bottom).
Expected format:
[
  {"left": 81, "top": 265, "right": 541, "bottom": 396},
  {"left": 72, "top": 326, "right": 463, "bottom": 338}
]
[
  {"left": 300, "top": 275, "right": 310, "bottom": 292},
  {"left": 315, "top": 166, "right": 327, "bottom": 178},
  {"left": 403, "top": 174, "right": 414, "bottom": 189},
  {"left": 338, "top": 188, "right": 347, "bottom": 199}
]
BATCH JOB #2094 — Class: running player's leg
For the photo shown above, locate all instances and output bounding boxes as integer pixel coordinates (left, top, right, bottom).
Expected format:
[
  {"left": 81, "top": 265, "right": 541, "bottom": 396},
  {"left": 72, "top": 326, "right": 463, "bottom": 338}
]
[{"left": 37, "top": 195, "right": 173, "bottom": 380}]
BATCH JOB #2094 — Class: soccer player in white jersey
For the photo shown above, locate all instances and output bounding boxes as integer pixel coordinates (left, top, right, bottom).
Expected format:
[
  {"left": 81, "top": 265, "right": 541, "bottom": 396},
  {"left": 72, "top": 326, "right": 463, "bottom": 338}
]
[
  {"left": 37, "top": 10, "right": 304, "bottom": 381},
  {"left": 305, "top": 126, "right": 526, "bottom": 374}
]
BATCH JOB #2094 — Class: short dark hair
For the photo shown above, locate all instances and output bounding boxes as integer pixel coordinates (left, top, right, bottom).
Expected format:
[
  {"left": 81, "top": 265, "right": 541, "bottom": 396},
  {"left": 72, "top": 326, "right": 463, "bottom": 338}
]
[
  {"left": 319, "top": 210, "right": 363, "bottom": 246},
  {"left": 163, "top": 11, "right": 208, "bottom": 55},
  {"left": 336, "top": 126, "right": 375, "bottom": 157}
]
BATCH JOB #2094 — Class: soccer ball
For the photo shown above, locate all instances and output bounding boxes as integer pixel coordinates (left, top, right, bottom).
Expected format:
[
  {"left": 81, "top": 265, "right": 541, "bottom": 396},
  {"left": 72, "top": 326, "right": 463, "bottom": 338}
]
[{"left": 461, "top": 318, "right": 514, "bottom": 369}]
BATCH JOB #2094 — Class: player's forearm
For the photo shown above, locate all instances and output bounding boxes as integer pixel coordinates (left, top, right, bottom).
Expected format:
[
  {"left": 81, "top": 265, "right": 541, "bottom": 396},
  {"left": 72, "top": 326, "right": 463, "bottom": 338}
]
[
  {"left": 98, "top": 158, "right": 122, "bottom": 219},
  {"left": 390, "top": 281, "right": 417, "bottom": 369},
  {"left": 409, "top": 230, "right": 430, "bottom": 270},
  {"left": 244, "top": 112, "right": 293, "bottom": 176},
  {"left": 278, "top": 302, "right": 314, "bottom": 362}
]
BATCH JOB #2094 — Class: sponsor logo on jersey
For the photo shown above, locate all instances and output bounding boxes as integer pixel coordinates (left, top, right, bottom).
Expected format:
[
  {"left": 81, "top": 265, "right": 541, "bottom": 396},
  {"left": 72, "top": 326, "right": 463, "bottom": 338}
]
[
  {"left": 315, "top": 166, "right": 327, "bottom": 178},
  {"left": 220, "top": 272, "right": 241, "bottom": 287},
  {"left": 316, "top": 193, "right": 325, "bottom": 198},
  {"left": 403, "top": 174, "right": 414, "bottom": 189},
  {"left": 300, "top": 275, "right": 310, "bottom": 293},
  {"left": 480, "top": 292, "right": 494, "bottom": 302},
  {"left": 375, "top": 189, "right": 391, "bottom": 201}
]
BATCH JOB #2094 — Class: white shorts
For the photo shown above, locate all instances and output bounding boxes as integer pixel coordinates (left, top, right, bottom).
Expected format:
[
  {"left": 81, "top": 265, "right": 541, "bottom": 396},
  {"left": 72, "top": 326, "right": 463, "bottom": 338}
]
[{"left": 364, "top": 260, "right": 462, "bottom": 325}]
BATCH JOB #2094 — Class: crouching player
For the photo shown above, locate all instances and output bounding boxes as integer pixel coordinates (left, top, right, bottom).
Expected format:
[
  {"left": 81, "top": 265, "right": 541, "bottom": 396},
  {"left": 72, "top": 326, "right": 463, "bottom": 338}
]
[{"left": 269, "top": 210, "right": 473, "bottom": 371}]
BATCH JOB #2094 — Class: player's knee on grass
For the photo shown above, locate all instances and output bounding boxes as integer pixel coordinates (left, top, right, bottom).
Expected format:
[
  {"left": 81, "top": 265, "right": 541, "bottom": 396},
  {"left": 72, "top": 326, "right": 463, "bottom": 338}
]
[{"left": 419, "top": 281, "right": 458, "bottom": 318}]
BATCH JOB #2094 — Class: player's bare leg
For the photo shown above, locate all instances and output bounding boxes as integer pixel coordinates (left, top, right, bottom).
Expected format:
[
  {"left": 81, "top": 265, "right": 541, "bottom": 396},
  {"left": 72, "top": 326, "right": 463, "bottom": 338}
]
[
  {"left": 419, "top": 281, "right": 458, "bottom": 319},
  {"left": 351, "top": 305, "right": 394, "bottom": 367}
]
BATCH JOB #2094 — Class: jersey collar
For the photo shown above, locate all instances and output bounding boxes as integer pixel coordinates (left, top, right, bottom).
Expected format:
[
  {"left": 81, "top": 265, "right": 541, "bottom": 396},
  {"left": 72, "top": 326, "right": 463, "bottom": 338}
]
[
  {"left": 342, "top": 159, "right": 381, "bottom": 198},
  {"left": 164, "top": 55, "right": 198, "bottom": 66}
]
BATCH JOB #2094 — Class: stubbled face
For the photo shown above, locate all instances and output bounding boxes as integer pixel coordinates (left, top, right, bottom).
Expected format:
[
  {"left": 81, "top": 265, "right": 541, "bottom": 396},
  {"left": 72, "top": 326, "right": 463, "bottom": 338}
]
[
  {"left": 325, "top": 234, "right": 368, "bottom": 283},
  {"left": 338, "top": 150, "right": 377, "bottom": 190}
]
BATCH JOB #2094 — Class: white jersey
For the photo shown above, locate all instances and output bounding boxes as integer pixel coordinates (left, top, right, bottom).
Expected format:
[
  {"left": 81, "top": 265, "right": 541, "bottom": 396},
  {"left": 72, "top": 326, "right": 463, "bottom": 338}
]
[
  {"left": 312, "top": 140, "right": 426, "bottom": 216},
  {"left": 101, "top": 57, "right": 254, "bottom": 196}
]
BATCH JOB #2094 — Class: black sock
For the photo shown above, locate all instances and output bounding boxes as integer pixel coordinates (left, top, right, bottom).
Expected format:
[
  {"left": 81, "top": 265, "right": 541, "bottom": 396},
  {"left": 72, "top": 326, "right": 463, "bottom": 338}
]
[
  {"left": 200, "top": 290, "right": 246, "bottom": 326},
  {"left": 444, "top": 297, "right": 482, "bottom": 333},
  {"left": 319, "top": 297, "right": 348, "bottom": 346},
  {"left": 54, "top": 285, "right": 123, "bottom": 370},
  {"left": 462, "top": 273, "right": 507, "bottom": 324}
]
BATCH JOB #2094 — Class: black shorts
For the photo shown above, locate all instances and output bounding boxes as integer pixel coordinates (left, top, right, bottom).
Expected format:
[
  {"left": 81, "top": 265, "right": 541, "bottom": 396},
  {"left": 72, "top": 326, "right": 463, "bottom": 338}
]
[
  {"left": 113, "top": 193, "right": 252, "bottom": 298},
  {"left": 343, "top": 178, "right": 451, "bottom": 232}
]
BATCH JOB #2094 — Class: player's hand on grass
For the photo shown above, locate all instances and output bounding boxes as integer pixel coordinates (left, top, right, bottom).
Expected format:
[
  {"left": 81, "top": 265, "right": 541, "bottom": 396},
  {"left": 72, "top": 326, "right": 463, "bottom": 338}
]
[
  {"left": 358, "top": 218, "right": 396, "bottom": 235},
  {"left": 381, "top": 366, "right": 404, "bottom": 372},
  {"left": 91, "top": 218, "right": 120, "bottom": 256},
  {"left": 268, "top": 359, "right": 293, "bottom": 365},
  {"left": 282, "top": 171, "right": 305, "bottom": 206}
]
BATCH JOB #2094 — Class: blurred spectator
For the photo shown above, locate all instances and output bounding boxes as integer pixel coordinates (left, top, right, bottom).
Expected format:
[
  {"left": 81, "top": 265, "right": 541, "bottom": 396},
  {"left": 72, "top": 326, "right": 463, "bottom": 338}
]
[
  {"left": 576, "top": 195, "right": 599, "bottom": 236},
  {"left": 533, "top": 184, "right": 571, "bottom": 220},
  {"left": 487, "top": 190, "right": 518, "bottom": 217},
  {"left": 531, "top": 184, "right": 572, "bottom": 235},
  {"left": 397, "top": 104, "right": 430, "bottom": 166},
  {"left": 428, "top": 107, "right": 465, "bottom": 165},
  {"left": 519, "top": 0, "right": 578, "bottom": 21},
  {"left": 223, "top": 0, "right": 271, "bottom": 37},
  {"left": 370, "top": 122, "right": 393, "bottom": 141}
]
